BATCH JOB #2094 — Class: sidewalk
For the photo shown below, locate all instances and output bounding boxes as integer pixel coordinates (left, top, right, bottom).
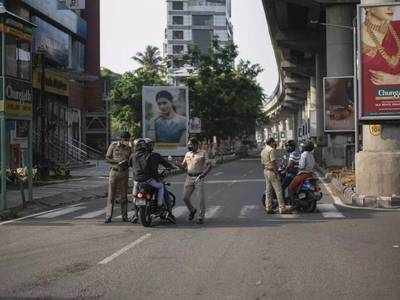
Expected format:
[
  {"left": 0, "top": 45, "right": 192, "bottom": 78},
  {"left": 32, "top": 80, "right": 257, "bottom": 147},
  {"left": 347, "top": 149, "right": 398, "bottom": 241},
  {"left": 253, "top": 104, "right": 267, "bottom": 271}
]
[
  {"left": 6, "top": 161, "right": 111, "bottom": 211},
  {"left": 5, "top": 154, "right": 240, "bottom": 212}
]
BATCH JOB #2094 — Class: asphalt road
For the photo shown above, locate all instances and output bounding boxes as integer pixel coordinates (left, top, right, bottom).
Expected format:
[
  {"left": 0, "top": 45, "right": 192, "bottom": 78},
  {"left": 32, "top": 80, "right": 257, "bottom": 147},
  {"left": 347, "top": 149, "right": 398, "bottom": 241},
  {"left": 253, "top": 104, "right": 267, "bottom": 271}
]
[{"left": 0, "top": 159, "right": 399, "bottom": 299}]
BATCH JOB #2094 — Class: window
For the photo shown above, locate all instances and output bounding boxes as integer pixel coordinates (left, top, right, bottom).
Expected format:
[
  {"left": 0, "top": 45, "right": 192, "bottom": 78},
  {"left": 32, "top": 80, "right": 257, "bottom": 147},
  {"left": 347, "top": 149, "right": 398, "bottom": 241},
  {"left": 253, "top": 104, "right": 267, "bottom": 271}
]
[
  {"left": 5, "top": 36, "right": 32, "bottom": 80},
  {"left": 172, "top": 16, "right": 184, "bottom": 25},
  {"left": 192, "top": 15, "right": 213, "bottom": 26},
  {"left": 192, "top": 29, "right": 213, "bottom": 53},
  {"left": 5, "top": 36, "right": 18, "bottom": 77},
  {"left": 172, "top": 1, "right": 184, "bottom": 10},
  {"left": 173, "top": 45, "right": 184, "bottom": 54},
  {"left": 173, "top": 31, "right": 184, "bottom": 40},
  {"left": 71, "top": 39, "right": 85, "bottom": 72},
  {"left": 19, "top": 42, "right": 31, "bottom": 81}
]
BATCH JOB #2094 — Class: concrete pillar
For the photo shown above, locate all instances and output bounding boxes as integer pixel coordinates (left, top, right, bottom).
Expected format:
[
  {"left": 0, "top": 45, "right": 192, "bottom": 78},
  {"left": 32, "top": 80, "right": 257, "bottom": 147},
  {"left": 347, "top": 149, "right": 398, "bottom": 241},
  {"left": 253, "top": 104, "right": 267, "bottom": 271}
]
[
  {"left": 326, "top": 5, "right": 354, "bottom": 76},
  {"left": 323, "top": 5, "right": 354, "bottom": 167},
  {"left": 356, "top": 0, "right": 400, "bottom": 198},
  {"left": 309, "top": 76, "right": 318, "bottom": 138}
]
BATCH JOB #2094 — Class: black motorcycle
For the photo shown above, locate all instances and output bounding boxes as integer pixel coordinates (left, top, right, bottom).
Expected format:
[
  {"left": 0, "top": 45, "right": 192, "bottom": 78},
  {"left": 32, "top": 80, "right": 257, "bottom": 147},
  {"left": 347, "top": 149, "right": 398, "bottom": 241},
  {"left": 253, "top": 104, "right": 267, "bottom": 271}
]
[
  {"left": 261, "top": 169, "right": 323, "bottom": 213},
  {"left": 134, "top": 171, "right": 176, "bottom": 227}
]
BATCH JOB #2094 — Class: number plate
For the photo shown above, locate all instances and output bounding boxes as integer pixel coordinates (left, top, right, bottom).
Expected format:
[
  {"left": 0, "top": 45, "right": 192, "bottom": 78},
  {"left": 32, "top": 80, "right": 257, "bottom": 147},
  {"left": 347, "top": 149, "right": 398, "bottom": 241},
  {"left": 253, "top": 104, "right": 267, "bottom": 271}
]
[
  {"left": 298, "top": 193, "right": 306, "bottom": 199},
  {"left": 135, "top": 199, "right": 147, "bottom": 206}
]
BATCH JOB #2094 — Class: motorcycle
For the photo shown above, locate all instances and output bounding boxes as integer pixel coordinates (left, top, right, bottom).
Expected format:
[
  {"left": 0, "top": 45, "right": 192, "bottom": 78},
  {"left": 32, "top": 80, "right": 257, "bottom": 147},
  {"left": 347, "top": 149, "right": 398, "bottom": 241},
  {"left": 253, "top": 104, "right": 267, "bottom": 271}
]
[
  {"left": 134, "top": 171, "right": 176, "bottom": 227},
  {"left": 262, "top": 168, "right": 323, "bottom": 213}
]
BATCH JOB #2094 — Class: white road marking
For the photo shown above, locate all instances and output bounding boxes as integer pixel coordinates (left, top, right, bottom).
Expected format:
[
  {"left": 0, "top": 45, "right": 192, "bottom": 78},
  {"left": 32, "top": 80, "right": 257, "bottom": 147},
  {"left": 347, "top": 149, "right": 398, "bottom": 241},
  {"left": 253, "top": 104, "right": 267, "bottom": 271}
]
[
  {"left": 36, "top": 206, "right": 85, "bottom": 219},
  {"left": 214, "top": 172, "right": 223, "bottom": 176},
  {"left": 317, "top": 175, "right": 343, "bottom": 206},
  {"left": 239, "top": 205, "right": 259, "bottom": 218},
  {"left": 170, "top": 179, "right": 264, "bottom": 185},
  {"left": 173, "top": 206, "right": 188, "bottom": 218},
  {"left": 98, "top": 234, "right": 151, "bottom": 265},
  {"left": 75, "top": 208, "right": 105, "bottom": 219},
  {"left": 318, "top": 203, "right": 345, "bottom": 218},
  {"left": 0, "top": 204, "right": 81, "bottom": 225},
  {"left": 205, "top": 206, "right": 222, "bottom": 218}
]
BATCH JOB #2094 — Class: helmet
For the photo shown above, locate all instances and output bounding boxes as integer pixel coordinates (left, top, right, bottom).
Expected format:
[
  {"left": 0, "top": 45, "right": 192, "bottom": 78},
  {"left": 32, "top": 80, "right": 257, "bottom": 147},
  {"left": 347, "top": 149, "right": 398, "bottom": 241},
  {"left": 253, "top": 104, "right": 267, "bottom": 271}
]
[
  {"left": 300, "top": 140, "right": 314, "bottom": 152},
  {"left": 144, "top": 138, "right": 154, "bottom": 152},
  {"left": 284, "top": 140, "right": 296, "bottom": 153},
  {"left": 134, "top": 138, "right": 147, "bottom": 151},
  {"left": 121, "top": 131, "right": 131, "bottom": 140}
]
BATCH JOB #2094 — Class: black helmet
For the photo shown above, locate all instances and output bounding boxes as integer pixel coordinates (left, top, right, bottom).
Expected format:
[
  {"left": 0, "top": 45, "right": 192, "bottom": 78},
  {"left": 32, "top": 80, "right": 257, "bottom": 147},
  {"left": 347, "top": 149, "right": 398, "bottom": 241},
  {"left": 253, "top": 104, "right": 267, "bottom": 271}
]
[
  {"left": 285, "top": 140, "right": 296, "bottom": 152},
  {"left": 121, "top": 131, "right": 131, "bottom": 140},
  {"left": 300, "top": 140, "right": 314, "bottom": 152},
  {"left": 144, "top": 138, "right": 154, "bottom": 152},
  {"left": 134, "top": 138, "right": 147, "bottom": 151}
]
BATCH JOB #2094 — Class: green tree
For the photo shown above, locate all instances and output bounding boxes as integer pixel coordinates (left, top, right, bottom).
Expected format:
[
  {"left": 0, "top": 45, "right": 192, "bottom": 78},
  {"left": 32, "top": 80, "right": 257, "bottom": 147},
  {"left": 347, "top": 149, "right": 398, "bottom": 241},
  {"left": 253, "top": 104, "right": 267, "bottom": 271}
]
[
  {"left": 110, "top": 67, "right": 166, "bottom": 138},
  {"left": 185, "top": 40, "right": 266, "bottom": 141},
  {"left": 132, "top": 45, "right": 163, "bottom": 72}
]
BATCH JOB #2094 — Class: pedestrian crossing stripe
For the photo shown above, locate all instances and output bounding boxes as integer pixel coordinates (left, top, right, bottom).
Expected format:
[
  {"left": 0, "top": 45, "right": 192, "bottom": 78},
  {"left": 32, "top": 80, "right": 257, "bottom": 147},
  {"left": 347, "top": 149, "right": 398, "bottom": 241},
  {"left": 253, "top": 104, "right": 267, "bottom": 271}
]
[
  {"left": 36, "top": 206, "right": 86, "bottom": 219},
  {"left": 31, "top": 204, "right": 346, "bottom": 221},
  {"left": 74, "top": 209, "right": 105, "bottom": 219}
]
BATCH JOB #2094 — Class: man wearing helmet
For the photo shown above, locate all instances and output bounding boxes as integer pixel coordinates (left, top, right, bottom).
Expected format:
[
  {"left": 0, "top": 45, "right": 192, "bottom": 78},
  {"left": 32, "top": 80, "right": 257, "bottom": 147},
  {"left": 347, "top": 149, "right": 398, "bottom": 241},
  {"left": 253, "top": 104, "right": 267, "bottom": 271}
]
[
  {"left": 105, "top": 131, "right": 132, "bottom": 223},
  {"left": 282, "top": 140, "right": 301, "bottom": 190},
  {"left": 288, "top": 140, "right": 316, "bottom": 196},
  {"left": 130, "top": 138, "right": 177, "bottom": 223}
]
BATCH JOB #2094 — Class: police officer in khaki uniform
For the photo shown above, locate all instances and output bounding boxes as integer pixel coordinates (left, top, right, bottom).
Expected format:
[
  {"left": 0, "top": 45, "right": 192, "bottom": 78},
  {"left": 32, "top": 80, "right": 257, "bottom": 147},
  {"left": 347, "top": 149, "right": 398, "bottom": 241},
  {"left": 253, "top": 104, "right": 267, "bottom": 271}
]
[
  {"left": 105, "top": 132, "right": 132, "bottom": 223},
  {"left": 177, "top": 138, "right": 212, "bottom": 224},
  {"left": 261, "top": 138, "right": 291, "bottom": 214}
]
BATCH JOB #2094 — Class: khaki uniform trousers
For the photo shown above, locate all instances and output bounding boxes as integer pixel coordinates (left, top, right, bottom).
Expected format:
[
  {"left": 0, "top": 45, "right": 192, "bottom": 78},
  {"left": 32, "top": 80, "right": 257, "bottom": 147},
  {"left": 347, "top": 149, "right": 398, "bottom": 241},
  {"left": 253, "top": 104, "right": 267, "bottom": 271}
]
[
  {"left": 183, "top": 175, "right": 206, "bottom": 218},
  {"left": 264, "top": 169, "right": 285, "bottom": 210},
  {"left": 106, "top": 169, "right": 129, "bottom": 218}
]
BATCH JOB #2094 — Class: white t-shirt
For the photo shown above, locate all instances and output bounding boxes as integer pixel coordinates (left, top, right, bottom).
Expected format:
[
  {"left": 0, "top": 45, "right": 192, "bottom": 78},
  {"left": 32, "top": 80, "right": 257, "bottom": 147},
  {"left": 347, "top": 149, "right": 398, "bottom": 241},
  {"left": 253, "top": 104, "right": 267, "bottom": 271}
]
[{"left": 298, "top": 151, "right": 315, "bottom": 173}]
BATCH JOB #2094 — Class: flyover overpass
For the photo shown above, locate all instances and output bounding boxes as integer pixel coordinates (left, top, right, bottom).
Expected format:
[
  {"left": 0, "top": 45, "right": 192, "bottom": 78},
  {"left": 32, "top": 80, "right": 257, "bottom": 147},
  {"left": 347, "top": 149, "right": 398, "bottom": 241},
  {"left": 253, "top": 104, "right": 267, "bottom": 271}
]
[{"left": 261, "top": 0, "right": 358, "bottom": 167}]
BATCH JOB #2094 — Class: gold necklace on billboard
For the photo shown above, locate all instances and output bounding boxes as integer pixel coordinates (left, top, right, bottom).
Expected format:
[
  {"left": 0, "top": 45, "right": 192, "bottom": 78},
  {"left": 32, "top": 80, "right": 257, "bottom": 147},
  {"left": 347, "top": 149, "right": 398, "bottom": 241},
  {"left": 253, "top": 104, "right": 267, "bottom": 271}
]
[
  {"left": 366, "top": 22, "right": 400, "bottom": 68},
  {"left": 365, "top": 19, "right": 388, "bottom": 34}
]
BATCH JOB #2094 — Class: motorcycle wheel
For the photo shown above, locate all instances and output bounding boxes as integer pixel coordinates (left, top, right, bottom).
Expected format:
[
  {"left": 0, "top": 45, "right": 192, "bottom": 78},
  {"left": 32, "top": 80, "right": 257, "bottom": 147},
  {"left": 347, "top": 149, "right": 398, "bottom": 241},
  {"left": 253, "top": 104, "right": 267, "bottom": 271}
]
[
  {"left": 297, "top": 198, "right": 317, "bottom": 213},
  {"left": 139, "top": 206, "right": 152, "bottom": 227},
  {"left": 167, "top": 191, "right": 176, "bottom": 208}
]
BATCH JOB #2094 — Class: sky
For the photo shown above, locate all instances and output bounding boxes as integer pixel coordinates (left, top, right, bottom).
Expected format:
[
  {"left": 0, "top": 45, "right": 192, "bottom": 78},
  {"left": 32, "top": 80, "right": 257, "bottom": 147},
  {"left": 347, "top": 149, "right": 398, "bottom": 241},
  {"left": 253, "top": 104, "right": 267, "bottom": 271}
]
[{"left": 100, "top": 0, "right": 278, "bottom": 96}]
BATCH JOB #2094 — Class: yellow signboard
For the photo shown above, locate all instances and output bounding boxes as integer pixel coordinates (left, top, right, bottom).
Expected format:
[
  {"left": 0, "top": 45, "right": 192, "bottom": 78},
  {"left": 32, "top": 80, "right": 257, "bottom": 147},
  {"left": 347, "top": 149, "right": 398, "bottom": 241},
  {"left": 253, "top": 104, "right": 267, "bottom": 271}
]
[
  {"left": 32, "top": 70, "right": 69, "bottom": 97},
  {"left": 0, "top": 24, "right": 33, "bottom": 41},
  {"left": 2, "top": 100, "right": 32, "bottom": 118}
]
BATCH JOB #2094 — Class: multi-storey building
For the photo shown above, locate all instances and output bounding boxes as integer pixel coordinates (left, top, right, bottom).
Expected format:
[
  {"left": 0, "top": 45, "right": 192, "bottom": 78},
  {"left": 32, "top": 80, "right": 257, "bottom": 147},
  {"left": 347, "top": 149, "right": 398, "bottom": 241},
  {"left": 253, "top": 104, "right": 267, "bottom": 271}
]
[
  {"left": 0, "top": 0, "right": 103, "bottom": 167},
  {"left": 164, "top": 0, "right": 233, "bottom": 83}
]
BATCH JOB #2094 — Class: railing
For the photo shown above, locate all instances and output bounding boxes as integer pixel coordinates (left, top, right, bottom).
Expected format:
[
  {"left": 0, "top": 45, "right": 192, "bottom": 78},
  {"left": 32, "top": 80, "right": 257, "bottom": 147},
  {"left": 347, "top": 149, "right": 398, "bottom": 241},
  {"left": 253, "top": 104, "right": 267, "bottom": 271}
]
[{"left": 69, "top": 137, "right": 104, "bottom": 160}]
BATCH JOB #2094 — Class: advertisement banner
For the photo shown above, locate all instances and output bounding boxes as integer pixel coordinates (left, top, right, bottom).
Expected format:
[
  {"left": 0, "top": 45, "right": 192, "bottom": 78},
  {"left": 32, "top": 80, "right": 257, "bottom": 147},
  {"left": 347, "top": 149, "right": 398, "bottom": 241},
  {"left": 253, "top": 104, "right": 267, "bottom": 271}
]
[
  {"left": 143, "top": 86, "right": 189, "bottom": 156},
  {"left": 32, "top": 69, "right": 69, "bottom": 96},
  {"left": 189, "top": 117, "right": 202, "bottom": 134},
  {"left": 358, "top": 3, "right": 400, "bottom": 120},
  {"left": 323, "top": 76, "right": 355, "bottom": 132}
]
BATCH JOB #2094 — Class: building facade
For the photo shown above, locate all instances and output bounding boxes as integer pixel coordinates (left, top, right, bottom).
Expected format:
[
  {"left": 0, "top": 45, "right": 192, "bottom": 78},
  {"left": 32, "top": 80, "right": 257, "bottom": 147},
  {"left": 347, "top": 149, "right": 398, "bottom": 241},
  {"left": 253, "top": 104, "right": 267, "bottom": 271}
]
[
  {"left": 164, "top": 0, "right": 233, "bottom": 82},
  {"left": 1, "top": 0, "right": 103, "bottom": 166}
]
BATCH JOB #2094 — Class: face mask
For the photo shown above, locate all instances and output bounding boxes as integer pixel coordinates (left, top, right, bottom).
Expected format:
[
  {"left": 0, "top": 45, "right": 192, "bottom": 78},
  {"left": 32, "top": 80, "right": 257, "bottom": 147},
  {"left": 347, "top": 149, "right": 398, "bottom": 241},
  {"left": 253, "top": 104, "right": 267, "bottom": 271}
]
[{"left": 188, "top": 145, "right": 194, "bottom": 151}]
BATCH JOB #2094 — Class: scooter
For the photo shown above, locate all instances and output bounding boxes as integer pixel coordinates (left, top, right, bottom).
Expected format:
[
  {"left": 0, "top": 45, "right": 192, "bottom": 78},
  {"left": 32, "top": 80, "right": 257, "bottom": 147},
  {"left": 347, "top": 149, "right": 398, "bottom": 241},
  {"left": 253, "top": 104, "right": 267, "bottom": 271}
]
[
  {"left": 134, "top": 171, "right": 176, "bottom": 227},
  {"left": 261, "top": 170, "right": 323, "bottom": 213}
]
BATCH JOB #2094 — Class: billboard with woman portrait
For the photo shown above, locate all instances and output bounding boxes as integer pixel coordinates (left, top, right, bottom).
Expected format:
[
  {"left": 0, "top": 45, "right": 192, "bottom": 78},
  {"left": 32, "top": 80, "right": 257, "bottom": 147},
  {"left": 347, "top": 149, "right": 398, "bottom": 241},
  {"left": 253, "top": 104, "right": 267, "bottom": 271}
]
[
  {"left": 143, "top": 86, "right": 189, "bottom": 156},
  {"left": 358, "top": 3, "right": 400, "bottom": 120}
]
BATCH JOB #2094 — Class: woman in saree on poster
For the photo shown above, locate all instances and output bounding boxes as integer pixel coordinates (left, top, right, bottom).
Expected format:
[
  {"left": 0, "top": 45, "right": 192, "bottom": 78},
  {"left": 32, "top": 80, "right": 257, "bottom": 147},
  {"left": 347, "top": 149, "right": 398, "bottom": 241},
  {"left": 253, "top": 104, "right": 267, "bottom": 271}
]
[{"left": 362, "top": 5, "right": 400, "bottom": 117}]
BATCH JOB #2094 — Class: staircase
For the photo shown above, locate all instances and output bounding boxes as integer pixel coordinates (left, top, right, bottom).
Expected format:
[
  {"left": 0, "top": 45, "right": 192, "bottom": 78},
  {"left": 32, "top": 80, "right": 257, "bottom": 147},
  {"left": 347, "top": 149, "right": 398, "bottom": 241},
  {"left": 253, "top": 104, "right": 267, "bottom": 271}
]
[{"left": 33, "top": 133, "right": 104, "bottom": 169}]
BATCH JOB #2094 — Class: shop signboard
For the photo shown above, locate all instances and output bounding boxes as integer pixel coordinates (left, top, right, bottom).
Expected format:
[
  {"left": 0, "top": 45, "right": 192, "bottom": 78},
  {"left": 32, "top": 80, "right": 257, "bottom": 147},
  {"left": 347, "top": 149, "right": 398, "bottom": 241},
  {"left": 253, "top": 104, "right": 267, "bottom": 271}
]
[
  {"left": 32, "top": 69, "right": 69, "bottom": 96},
  {"left": 323, "top": 76, "right": 355, "bottom": 132},
  {"left": 358, "top": 3, "right": 400, "bottom": 120},
  {"left": 1, "top": 77, "right": 33, "bottom": 118},
  {"left": 143, "top": 86, "right": 189, "bottom": 156}
]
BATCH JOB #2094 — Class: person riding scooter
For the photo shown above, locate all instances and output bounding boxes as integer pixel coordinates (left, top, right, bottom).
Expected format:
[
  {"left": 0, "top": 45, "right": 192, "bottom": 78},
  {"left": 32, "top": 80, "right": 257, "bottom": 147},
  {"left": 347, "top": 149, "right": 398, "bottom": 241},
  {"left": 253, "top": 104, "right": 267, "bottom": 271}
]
[
  {"left": 288, "top": 140, "right": 316, "bottom": 197},
  {"left": 130, "top": 138, "right": 176, "bottom": 223},
  {"left": 282, "top": 140, "right": 301, "bottom": 190}
]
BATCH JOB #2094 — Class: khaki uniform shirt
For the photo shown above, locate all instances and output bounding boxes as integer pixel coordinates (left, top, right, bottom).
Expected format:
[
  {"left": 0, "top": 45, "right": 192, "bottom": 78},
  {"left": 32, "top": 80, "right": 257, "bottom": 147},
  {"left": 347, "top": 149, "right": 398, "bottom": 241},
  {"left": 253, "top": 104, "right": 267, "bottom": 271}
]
[
  {"left": 106, "top": 142, "right": 132, "bottom": 172},
  {"left": 183, "top": 150, "right": 210, "bottom": 175},
  {"left": 261, "top": 145, "right": 277, "bottom": 170}
]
